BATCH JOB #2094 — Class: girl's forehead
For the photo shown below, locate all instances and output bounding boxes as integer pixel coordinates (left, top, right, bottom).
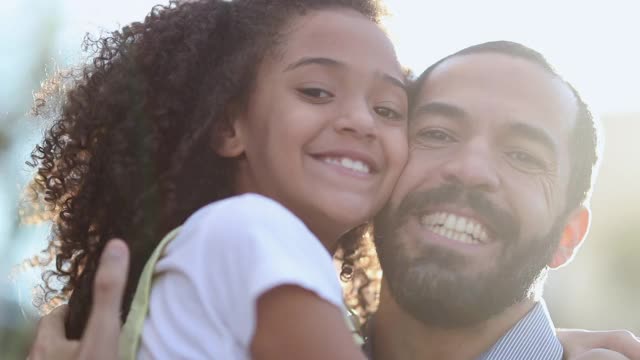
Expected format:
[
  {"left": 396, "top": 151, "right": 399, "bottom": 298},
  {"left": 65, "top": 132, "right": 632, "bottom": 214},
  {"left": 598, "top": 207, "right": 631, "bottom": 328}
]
[{"left": 274, "top": 8, "right": 401, "bottom": 75}]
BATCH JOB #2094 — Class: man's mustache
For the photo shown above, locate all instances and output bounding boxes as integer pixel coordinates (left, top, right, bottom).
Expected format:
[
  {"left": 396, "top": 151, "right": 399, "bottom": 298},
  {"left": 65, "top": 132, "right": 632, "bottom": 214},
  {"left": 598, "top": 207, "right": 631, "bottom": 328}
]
[{"left": 388, "top": 183, "right": 520, "bottom": 242}]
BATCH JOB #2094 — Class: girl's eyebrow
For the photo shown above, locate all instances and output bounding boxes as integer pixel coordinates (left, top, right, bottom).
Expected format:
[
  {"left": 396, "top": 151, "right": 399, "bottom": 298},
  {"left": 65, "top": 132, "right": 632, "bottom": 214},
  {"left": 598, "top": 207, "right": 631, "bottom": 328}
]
[
  {"left": 284, "top": 56, "right": 407, "bottom": 94},
  {"left": 284, "top": 56, "right": 342, "bottom": 72},
  {"left": 380, "top": 72, "right": 408, "bottom": 94}
]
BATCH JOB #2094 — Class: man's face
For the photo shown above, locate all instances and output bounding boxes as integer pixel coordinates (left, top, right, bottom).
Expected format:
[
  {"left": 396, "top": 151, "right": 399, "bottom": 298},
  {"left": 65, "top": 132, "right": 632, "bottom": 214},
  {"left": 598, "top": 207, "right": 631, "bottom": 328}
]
[{"left": 375, "top": 53, "right": 580, "bottom": 327}]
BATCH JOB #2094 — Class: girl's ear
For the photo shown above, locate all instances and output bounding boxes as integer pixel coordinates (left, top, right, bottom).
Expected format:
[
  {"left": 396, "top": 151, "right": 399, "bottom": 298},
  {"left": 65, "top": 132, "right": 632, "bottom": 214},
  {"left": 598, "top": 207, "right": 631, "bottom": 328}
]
[{"left": 214, "top": 106, "right": 246, "bottom": 158}]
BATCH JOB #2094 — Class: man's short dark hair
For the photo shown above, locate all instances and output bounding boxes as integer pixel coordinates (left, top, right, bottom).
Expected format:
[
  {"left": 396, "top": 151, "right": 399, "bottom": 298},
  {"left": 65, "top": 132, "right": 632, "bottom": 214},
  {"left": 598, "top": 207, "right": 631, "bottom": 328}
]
[{"left": 410, "top": 41, "right": 599, "bottom": 210}]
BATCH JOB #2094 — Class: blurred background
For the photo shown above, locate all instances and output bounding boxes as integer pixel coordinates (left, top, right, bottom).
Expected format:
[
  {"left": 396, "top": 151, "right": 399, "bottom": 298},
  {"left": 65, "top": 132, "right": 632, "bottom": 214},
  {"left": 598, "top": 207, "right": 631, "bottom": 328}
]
[{"left": 1, "top": 0, "right": 638, "bottom": 358}]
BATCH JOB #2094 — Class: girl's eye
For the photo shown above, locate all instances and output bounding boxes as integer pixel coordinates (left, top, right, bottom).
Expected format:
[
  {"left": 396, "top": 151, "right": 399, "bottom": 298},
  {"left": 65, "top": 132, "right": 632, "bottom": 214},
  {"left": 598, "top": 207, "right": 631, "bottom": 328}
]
[
  {"left": 374, "top": 106, "right": 404, "bottom": 121},
  {"left": 297, "top": 88, "right": 334, "bottom": 99}
]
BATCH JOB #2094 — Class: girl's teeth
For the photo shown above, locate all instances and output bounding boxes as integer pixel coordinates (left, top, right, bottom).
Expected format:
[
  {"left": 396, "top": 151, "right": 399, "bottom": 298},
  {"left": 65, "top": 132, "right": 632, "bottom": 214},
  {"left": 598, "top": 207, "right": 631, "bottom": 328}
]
[{"left": 323, "top": 157, "right": 370, "bottom": 174}]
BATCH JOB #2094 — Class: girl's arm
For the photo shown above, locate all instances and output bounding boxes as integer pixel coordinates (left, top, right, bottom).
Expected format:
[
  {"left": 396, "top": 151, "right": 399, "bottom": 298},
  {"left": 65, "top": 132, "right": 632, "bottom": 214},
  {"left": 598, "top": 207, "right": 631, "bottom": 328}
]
[{"left": 252, "top": 285, "right": 366, "bottom": 360}]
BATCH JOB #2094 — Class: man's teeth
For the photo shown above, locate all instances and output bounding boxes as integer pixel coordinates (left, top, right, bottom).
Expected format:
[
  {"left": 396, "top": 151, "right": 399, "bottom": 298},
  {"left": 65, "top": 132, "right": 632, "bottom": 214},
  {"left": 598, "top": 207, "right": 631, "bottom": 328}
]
[
  {"left": 322, "top": 157, "right": 370, "bottom": 174},
  {"left": 420, "top": 212, "right": 488, "bottom": 244}
]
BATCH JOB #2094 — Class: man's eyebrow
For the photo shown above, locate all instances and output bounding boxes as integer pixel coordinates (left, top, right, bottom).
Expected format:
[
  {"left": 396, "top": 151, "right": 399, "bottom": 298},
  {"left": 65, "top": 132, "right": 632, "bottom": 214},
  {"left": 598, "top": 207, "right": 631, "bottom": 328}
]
[
  {"left": 412, "top": 101, "right": 557, "bottom": 154},
  {"left": 412, "top": 101, "right": 468, "bottom": 120},
  {"left": 284, "top": 57, "right": 343, "bottom": 72},
  {"left": 507, "top": 122, "right": 557, "bottom": 156}
]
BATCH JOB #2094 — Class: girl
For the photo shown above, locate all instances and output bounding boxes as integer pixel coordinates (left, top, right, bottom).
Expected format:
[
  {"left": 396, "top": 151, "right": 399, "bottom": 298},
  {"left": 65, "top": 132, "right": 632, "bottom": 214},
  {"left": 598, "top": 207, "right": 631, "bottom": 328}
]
[{"left": 28, "top": 0, "right": 407, "bottom": 358}]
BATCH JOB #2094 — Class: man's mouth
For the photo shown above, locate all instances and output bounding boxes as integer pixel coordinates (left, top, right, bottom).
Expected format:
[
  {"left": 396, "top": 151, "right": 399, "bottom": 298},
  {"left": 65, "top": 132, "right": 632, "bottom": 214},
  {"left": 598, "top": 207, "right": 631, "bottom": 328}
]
[{"left": 419, "top": 212, "right": 489, "bottom": 245}]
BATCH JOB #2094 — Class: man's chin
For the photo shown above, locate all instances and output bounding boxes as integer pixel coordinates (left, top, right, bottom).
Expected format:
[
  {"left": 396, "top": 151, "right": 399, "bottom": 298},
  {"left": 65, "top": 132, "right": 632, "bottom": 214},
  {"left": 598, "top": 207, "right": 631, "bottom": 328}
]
[
  {"left": 377, "top": 233, "right": 556, "bottom": 328},
  {"left": 384, "top": 262, "right": 522, "bottom": 328}
]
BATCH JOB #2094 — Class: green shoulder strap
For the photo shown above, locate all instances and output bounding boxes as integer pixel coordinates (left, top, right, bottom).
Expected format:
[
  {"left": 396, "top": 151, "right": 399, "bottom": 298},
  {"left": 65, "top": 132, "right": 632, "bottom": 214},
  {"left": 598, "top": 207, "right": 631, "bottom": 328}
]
[{"left": 118, "top": 227, "right": 181, "bottom": 360}]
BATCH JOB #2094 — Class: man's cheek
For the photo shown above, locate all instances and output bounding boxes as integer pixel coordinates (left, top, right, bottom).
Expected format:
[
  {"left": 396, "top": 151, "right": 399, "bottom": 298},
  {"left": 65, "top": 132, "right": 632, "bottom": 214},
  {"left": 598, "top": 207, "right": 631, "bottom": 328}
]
[{"left": 392, "top": 169, "right": 430, "bottom": 205}]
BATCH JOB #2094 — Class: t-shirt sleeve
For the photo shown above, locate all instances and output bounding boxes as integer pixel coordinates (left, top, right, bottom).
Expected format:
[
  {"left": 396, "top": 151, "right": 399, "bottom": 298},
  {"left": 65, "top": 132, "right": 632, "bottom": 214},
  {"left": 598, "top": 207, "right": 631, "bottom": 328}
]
[{"left": 139, "top": 194, "right": 345, "bottom": 358}]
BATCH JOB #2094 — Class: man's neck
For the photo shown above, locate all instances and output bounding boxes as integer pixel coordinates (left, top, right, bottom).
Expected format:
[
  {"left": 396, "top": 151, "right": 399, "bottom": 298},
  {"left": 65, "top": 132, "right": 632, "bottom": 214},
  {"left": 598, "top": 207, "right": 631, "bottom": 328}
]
[{"left": 372, "top": 282, "right": 536, "bottom": 360}]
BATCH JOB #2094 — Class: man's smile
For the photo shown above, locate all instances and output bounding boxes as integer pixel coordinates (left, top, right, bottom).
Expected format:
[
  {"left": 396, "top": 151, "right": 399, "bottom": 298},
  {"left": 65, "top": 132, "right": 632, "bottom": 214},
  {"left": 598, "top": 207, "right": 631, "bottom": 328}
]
[{"left": 419, "top": 211, "right": 488, "bottom": 245}]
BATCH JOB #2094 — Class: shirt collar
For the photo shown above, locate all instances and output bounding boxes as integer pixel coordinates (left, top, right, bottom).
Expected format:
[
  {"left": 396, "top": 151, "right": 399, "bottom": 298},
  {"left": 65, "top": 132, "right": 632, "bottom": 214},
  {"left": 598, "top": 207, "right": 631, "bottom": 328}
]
[
  {"left": 362, "top": 301, "right": 563, "bottom": 360},
  {"left": 479, "top": 301, "right": 563, "bottom": 360}
]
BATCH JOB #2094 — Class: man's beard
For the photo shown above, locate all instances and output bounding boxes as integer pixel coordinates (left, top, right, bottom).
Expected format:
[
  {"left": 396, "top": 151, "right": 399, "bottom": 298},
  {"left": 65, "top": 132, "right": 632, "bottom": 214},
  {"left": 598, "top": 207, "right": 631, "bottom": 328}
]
[{"left": 374, "top": 183, "right": 564, "bottom": 328}]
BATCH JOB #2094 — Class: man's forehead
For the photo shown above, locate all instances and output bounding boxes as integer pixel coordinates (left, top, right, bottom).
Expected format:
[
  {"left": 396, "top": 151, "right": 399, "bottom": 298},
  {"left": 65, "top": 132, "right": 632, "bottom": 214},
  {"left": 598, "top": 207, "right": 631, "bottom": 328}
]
[{"left": 414, "top": 52, "right": 579, "bottom": 132}]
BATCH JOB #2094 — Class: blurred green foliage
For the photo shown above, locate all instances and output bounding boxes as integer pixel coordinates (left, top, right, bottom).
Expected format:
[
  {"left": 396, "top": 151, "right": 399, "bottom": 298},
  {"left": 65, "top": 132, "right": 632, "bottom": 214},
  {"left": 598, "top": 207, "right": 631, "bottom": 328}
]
[{"left": 1, "top": 299, "right": 35, "bottom": 359}]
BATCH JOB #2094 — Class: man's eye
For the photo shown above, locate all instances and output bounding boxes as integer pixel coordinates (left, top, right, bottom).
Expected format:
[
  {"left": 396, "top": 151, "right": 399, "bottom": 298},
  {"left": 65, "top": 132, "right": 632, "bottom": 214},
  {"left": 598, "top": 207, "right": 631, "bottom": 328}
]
[
  {"left": 507, "top": 151, "right": 547, "bottom": 171},
  {"left": 416, "top": 129, "right": 455, "bottom": 142},
  {"left": 298, "top": 88, "right": 333, "bottom": 99},
  {"left": 374, "top": 106, "right": 404, "bottom": 121}
]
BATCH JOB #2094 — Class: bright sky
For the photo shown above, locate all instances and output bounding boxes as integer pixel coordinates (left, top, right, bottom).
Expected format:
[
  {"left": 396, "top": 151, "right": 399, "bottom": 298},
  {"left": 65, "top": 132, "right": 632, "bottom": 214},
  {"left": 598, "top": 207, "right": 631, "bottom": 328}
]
[
  {"left": 51, "top": 0, "right": 640, "bottom": 115},
  {"left": 383, "top": 0, "right": 640, "bottom": 115}
]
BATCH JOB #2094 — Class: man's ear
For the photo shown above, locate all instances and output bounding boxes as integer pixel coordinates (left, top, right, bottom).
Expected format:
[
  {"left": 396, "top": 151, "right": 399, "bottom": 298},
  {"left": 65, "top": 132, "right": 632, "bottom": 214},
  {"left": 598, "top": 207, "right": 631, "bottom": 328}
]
[
  {"left": 215, "top": 107, "right": 246, "bottom": 158},
  {"left": 548, "top": 206, "right": 591, "bottom": 269}
]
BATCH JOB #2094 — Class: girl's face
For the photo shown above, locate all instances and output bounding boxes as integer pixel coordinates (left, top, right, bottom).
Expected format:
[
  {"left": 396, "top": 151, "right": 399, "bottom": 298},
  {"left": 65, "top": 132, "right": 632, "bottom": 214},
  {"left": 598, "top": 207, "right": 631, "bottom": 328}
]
[{"left": 222, "top": 8, "right": 408, "bottom": 247}]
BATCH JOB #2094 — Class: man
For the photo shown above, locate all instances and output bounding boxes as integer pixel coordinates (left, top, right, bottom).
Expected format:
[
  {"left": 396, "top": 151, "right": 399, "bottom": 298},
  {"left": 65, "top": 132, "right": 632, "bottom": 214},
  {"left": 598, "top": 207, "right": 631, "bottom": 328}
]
[
  {"left": 364, "top": 40, "right": 605, "bottom": 359},
  {"left": 28, "top": 41, "right": 640, "bottom": 360}
]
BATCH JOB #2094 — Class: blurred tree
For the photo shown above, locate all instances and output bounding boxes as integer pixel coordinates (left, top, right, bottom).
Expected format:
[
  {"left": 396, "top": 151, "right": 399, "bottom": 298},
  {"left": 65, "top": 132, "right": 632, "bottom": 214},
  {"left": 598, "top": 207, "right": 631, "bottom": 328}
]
[
  {"left": 0, "top": 1, "right": 61, "bottom": 359},
  {"left": 0, "top": 134, "right": 7, "bottom": 154}
]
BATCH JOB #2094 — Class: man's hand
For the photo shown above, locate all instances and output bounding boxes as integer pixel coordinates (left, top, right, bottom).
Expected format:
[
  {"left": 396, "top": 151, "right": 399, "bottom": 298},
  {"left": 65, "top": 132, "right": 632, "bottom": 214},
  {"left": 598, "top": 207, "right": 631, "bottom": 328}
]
[
  {"left": 28, "top": 239, "right": 129, "bottom": 360},
  {"left": 572, "top": 349, "right": 630, "bottom": 360},
  {"left": 559, "top": 329, "right": 640, "bottom": 360},
  {"left": 28, "top": 305, "right": 77, "bottom": 360}
]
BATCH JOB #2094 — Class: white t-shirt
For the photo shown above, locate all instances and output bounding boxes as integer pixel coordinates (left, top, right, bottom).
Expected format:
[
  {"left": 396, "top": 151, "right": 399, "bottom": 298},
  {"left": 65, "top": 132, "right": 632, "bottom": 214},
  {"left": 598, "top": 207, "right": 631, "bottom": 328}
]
[{"left": 137, "top": 194, "right": 345, "bottom": 359}]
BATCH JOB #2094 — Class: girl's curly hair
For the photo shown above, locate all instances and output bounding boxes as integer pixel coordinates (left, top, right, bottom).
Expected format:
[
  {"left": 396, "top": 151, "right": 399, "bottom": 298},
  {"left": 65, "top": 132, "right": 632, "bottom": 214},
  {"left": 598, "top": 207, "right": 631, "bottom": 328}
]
[{"left": 27, "top": 0, "right": 386, "bottom": 338}]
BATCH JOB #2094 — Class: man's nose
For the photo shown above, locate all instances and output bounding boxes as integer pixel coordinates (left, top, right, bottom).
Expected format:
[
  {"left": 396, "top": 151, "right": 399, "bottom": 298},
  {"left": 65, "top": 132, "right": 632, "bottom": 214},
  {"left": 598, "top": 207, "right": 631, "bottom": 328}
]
[{"left": 440, "top": 139, "right": 500, "bottom": 192}]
